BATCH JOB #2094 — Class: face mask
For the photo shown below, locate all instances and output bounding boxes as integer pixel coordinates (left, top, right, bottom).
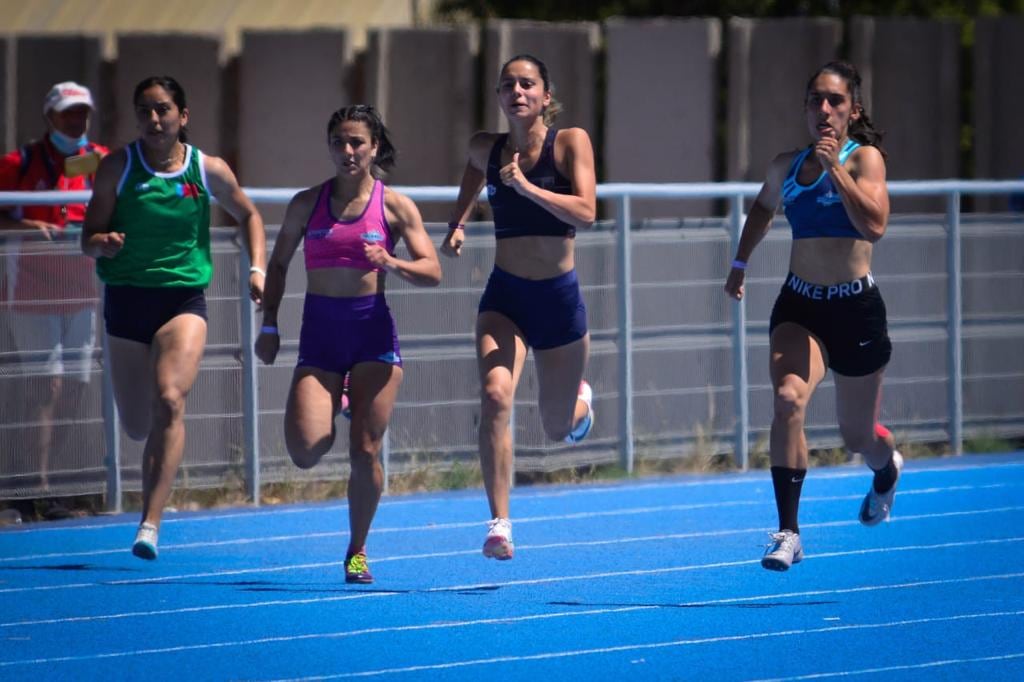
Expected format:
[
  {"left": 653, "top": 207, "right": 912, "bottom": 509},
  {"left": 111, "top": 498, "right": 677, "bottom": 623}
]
[{"left": 50, "top": 129, "right": 89, "bottom": 156}]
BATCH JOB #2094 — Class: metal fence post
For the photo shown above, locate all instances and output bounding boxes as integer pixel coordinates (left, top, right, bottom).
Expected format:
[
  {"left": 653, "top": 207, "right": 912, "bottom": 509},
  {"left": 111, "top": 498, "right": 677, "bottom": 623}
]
[
  {"left": 239, "top": 254, "right": 261, "bottom": 505},
  {"left": 946, "top": 191, "right": 964, "bottom": 455},
  {"left": 616, "top": 195, "right": 635, "bottom": 473},
  {"left": 101, "top": 322, "right": 122, "bottom": 514},
  {"left": 729, "top": 194, "right": 750, "bottom": 469}
]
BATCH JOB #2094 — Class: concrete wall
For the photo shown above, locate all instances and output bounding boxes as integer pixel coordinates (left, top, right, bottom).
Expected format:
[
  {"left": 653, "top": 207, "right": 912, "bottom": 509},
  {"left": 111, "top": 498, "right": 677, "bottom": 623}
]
[
  {"left": 1, "top": 37, "right": 11, "bottom": 152},
  {"left": 2, "top": 18, "right": 1022, "bottom": 221},
  {"left": 727, "top": 17, "right": 841, "bottom": 183},
  {"left": 13, "top": 35, "right": 104, "bottom": 145},
  {"left": 483, "top": 20, "right": 600, "bottom": 135},
  {"left": 368, "top": 27, "right": 475, "bottom": 188},
  {"left": 115, "top": 34, "right": 222, "bottom": 153},
  {"left": 365, "top": 26, "right": 474, "bottom": 220},
  {"left": 237, "top": 29, "right": 351, "bottom": 221},
  {"left": 605, "top": 17, "right": 720, "bottom": 218},
  {"left": 850, "top": 16, "right": 961, "bottom": 213},
  {"left": 974, "top": 16, "right": 1024, "bottom": 211}
]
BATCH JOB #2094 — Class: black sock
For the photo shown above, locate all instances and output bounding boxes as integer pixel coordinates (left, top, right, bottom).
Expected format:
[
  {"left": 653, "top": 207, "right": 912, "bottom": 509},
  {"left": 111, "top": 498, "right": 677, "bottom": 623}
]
[
  {"left": 872, "top": 455, "right": 899, "bottom": 493},
  {"left": 770, "top": 466, "right": 806, "bottom": 534}
]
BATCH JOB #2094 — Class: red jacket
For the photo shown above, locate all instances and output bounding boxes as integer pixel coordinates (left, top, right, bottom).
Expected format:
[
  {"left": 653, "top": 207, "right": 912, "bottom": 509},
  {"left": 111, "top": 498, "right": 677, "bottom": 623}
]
[{"left": 0, "top": 136, "right": 109, "bottom": 312}]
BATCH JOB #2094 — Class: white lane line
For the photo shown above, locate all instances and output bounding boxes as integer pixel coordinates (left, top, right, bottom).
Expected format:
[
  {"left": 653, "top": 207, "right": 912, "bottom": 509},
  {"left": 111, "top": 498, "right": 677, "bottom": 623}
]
[
  {"left": 283, "top": 610, "right": 1024, "bottom": 679},
  {"left": 1, "top": 483, "right": 1010, "bottom": 563},
  {"left": 748, "top": 652, "right": 1024, "bottom": 680},
  {"left": 2, "top": 534, "right": 1023, "bottom": 627},
  {"left": 5, "top": 457, "right": 1021, "bottom": 533},
  {"left": 3, "top": 573, "right": 1024, "bottom": 669},
  {"left": 2, "top": 505, "right": 1021, "bottom": 595}
]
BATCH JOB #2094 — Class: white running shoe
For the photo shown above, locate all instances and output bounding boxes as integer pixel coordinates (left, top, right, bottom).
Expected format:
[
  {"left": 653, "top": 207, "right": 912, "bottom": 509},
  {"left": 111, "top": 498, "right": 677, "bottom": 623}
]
[
  {"left": 132, "top": 522, "right": 159, "bottom": 560},
  {"left": 859, "top": 450, "right": 904, "bottom": 526},
  {"left": 564, "top": 380, "right": 594, "bottom": 444},
  {"left": 482, "top": 517, "right": 514, "bottom": 560},
  {"left": 761, "top": 530, "right": 803, "bottom": 571}
]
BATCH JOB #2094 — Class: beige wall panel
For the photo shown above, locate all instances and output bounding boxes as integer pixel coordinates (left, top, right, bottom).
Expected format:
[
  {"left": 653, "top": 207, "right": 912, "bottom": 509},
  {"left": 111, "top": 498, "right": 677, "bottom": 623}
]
[
  {"left": 238, "top": 29, "right": 351, "bottom": 222},
  {"left": 365, "top": 26, "right": 474, "bottom": 194},
  {"left": 973, "top": 16, "right": 1024, "bottom": 211},
  {"left": 115, "top": 34, "right": 221, "bottom": 153},
  {"left": 482, "top": 20, "right": 599, "bottom": 136},
  {"left": 605, "top": 17, "right": 721, "bottom": 218},
  {"left": 14, "top": 35, "right": 104, "bottom": 146},
  {"left": 851, "top": 16, "right": 960, "bottom": 213},
  {"left": 727, "top": 18, "right": 841, "bottom": 183}
]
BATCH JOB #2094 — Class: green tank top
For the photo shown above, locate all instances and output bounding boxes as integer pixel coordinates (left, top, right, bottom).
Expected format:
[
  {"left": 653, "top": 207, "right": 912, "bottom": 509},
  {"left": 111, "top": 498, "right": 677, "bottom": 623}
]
[{"left": 97, "top": 141, "right": 212, "bottom": 287}]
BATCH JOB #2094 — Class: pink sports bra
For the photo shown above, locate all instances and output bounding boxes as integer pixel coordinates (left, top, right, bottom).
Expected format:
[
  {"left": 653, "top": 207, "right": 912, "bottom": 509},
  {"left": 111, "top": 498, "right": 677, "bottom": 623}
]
[{"left": 304, "top": 179, "right": 395, "bottom": 271}]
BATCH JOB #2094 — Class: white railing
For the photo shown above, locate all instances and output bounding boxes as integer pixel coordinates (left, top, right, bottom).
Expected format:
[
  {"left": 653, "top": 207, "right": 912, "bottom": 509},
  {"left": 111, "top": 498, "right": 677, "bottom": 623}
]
[{"left": 3, "top": 179, "right": 1023, "bottom": 509}]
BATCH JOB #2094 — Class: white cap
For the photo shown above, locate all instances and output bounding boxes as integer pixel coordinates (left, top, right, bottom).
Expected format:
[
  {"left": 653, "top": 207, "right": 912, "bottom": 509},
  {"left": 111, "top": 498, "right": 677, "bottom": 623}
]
[{"left": 43, "top": 81, "right": 94, "bottom": 114}]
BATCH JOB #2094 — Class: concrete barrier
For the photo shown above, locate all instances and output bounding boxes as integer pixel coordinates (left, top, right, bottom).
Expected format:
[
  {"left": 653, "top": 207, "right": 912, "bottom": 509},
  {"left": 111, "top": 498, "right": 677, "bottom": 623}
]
[
  {"left": 482, "top": 20, "right": 600, "bottom": 135},
  {"left": 115, "top": 34, "right": 222, "bottom": 153},
  {"left": 973, "top": 15, "right": 1024, "bottom": 211},
  {"left": 365, "top": 26, "right": 474, "bottom": 221},
  {"left": 13, "top": 35, "right": 104, "bottom": 146},
  {"left": 1, "top": 37, "right": 11, "bottom": 151},
  {"left": 727, "top": 17, "right": 841, "bottom": 183},
  {"left": 850, "top": 16, "right": 960, "bottom": 213},
  {"left": 605, "top": 17, "right": 721, "bottom": 218},
  {"left": 237, "top": 29, "right": 352, "bottom": 221}
]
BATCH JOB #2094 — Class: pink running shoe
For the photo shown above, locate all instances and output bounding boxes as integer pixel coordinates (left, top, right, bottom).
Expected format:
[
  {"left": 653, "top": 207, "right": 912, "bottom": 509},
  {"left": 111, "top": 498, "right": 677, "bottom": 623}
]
[{"left": 482, "top": 517, "right": 514, "bottom": 560}]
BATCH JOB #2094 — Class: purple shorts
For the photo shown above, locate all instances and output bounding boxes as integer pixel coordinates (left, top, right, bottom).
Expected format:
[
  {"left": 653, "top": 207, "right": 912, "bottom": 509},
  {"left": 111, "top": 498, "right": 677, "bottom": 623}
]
[{"left": 296, "top": 293, "right": 401, "bottom": 375}]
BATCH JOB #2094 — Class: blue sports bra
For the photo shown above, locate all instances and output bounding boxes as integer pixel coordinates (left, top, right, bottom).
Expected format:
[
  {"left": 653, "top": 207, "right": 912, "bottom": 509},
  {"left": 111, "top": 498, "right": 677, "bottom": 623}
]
[
  {"left": 782, "top": 139, "right": 862, "bottom": 240},
  {"left": 486, "top": 128, "right": 576, "bottom": 240}
]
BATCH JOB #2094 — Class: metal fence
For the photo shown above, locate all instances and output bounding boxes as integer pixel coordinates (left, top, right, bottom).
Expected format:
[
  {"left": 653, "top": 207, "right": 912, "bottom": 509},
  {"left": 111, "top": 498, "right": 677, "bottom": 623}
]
[{"left": 1, "top": 180, "right": 1022, "bottom": 510}]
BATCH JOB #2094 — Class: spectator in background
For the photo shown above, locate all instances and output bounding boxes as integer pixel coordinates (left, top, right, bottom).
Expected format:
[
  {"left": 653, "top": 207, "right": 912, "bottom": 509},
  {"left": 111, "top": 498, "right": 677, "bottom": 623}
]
[
  {"left": 83, "top": 76, "right": 266, "bottom": 559},
  {"left": 0, "top": 82, "right": 109, "bottom": 503}
]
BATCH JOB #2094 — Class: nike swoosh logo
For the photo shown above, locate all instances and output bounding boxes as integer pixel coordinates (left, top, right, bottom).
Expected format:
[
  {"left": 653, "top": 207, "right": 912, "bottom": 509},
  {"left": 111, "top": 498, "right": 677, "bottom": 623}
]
[
  {"left": 791, "top": 477, "right": 804, "bottom": 483},
  {"left": 859, "top": 340, "right": 872, "bottom": 347}
]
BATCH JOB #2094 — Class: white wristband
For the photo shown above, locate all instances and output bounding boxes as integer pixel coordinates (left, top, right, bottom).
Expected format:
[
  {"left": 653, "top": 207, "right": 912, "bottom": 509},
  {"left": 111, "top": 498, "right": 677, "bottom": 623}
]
[{"left": 250, "top": 266, "right": 266, "bottom": 277}]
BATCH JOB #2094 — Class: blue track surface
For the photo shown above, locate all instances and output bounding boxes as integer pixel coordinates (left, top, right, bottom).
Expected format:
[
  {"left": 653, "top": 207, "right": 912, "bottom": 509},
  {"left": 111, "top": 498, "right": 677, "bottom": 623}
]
[{"left": 2, "top": 452, "right": 1024, "bottom": 680}]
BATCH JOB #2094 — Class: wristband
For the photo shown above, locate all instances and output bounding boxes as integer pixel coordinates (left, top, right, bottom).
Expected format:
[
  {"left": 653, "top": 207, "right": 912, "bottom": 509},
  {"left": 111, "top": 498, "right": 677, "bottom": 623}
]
[
  {"left": 731, "top": 259, "right": 747, "bottom": 271},
  {"left": 250, "top": 266, "right": 267, "bottom": 277},
  {"left": 260, "top": 325, "right": 278, "bottom": 335},
  {"left": 448, "top": 222, "right": 464, "bottom": 231}
]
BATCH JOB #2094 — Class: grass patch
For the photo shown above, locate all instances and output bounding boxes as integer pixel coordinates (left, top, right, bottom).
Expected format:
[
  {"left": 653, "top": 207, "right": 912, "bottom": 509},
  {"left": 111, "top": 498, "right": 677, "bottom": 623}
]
[{"left": 6, "top": 435, "right": 1020, "bottom": 524}]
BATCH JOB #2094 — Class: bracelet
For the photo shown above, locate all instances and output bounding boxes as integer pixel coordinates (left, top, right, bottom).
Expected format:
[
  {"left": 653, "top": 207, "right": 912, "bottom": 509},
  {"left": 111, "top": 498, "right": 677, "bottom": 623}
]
[
  {"left": 448, "top": 222, "right": 464, "bottom": 231},
  {"left": 260, "top": 325, "right": 278, "bottom": 335},
  {"left": 731, "top": 259, "right": 747, "bottom": 271},
  {"left": 249, "top": 266, "right": 267, "bottom": 277}
]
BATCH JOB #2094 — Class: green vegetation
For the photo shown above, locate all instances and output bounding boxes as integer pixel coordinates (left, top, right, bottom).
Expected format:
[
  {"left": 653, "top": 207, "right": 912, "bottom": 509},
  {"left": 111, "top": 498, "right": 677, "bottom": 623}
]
[{"left": 435, "top": 0, "right": 1023, "bottom": 22}]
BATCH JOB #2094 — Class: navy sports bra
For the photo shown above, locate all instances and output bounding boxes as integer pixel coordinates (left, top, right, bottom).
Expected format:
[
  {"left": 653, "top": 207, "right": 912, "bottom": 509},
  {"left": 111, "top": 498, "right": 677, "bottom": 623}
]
[
  {"left": 486, "top": 128, "right": 576, "bottom": 240},
  {"left": 782, "top": 139, "right": 863, "bottom": 240}
]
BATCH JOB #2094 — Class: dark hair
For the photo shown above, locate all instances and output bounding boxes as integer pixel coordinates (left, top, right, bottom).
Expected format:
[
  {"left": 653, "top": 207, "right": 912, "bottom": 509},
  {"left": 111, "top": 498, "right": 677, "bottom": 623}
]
[
  {"left": 325, "top": 104, "right": 397, "bottom": 179},
  {"left": 133, "top": 75, "right": 189, "bottom": 143},
  {"left": 498, "top": 54, "right": 563, "bottom": 126},
  {"left": 806, "top": 61, "right": 885, "bottom": 157}
]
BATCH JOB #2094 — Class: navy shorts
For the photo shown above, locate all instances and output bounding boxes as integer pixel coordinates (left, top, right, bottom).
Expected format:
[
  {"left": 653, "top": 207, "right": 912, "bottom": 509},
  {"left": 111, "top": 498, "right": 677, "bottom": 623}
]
[
  {"left": 769, "top": 271, "right": 892, "bottom": 377},
  {"left": 104, "top": 285, "right": 208, "bottom": 344},
  {"left": 297, "top": 293, "right": 401, "bottom": 375},
  {"left": 478, "top": 266, "right": 587, "bottom": 350}
]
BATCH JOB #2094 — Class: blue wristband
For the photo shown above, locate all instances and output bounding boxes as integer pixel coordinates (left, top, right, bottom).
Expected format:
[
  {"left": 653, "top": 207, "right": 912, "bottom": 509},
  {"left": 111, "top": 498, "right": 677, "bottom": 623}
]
[
  {"left": 260, "top": 325, "right": 279, "bottom": 335},
  {"left": 731, "top": 259, "right": 747, "bottom": 271}
]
